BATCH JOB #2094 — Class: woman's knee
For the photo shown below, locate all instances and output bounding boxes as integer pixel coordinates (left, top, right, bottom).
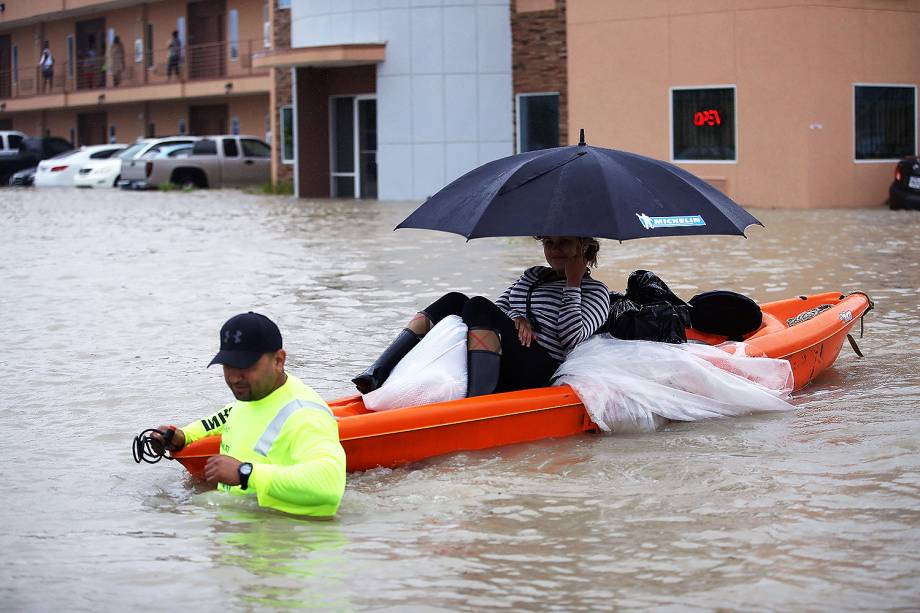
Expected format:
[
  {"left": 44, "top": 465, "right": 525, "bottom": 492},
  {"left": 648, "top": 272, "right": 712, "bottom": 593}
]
[
  {"left": 462, "top": 296, "right": 503, "bottom": 328},
  {"left": 421, "top": 292, "right": 469, "bottom": 323}
]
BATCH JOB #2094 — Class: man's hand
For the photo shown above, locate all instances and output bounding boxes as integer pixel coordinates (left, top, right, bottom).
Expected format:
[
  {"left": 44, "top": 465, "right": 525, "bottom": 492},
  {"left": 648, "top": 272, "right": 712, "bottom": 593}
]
[
  {"left": 564, "top": 247, "right": 587, "bottom": 288},
  {"left": 151, "top": 425, "right": 186, "bottom": 454},
  {"left": 204, "top": 454, "right": 243, "bottom": 486},
  {"left": 514, "top": 316, "right": 536, "bottom": 347}
]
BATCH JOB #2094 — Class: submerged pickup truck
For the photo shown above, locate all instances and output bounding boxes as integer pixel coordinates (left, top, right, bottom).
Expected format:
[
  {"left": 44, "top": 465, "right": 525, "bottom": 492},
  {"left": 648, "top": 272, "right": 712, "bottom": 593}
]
[{"left": 122, "top": 135, "right": 271, "bottom": 189}]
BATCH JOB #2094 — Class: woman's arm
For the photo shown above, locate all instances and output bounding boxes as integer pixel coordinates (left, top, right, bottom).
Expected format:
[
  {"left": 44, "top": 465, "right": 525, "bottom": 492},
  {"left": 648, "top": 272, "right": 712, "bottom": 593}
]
[{"left": 555, "top": 281, "right": 611, "bottom": 353}]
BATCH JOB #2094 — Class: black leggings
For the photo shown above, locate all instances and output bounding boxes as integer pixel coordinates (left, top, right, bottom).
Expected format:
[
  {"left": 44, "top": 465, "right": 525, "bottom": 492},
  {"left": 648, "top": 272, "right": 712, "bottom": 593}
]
[{"left": 422, "top": 292, "right": 561, "bottom": 392}]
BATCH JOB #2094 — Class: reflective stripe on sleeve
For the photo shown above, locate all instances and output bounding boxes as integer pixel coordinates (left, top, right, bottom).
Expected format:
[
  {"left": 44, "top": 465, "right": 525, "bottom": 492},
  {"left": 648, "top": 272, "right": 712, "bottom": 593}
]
[{"left": 253, "top": 399, "right": 333, "bottom": 456}]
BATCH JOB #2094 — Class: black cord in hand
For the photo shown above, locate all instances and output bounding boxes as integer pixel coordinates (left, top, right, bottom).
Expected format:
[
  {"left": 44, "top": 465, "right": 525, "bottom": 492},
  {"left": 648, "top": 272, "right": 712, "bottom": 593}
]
[{"left": 132, "top": 427, "right": 176, "bottom": 464}]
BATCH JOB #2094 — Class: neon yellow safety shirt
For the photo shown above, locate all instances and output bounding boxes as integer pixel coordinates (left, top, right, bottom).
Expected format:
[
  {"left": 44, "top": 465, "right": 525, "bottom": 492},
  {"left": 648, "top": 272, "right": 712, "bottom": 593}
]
[{"left": 182, "top": 374, "right": 346, "bottom": 517}]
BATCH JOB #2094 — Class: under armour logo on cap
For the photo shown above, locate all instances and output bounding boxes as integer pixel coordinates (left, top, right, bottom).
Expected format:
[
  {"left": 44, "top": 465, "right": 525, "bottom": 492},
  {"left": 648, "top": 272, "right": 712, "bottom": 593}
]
[{"left": 209, "top": 312, "right": 283, "bottom": 369}]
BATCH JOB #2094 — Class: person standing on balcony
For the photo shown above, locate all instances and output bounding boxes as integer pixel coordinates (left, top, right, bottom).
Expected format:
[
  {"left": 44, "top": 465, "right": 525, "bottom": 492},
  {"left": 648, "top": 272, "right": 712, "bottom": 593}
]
[
  {"left": 109, "top": 36, "right": 125, "bottom": 86},
  {"left": 81, "top": 35, "right": 98, "bottom": 89},
  {"left": 167, "top": 31, "right": 181, "bottom": 81},
  {"left": 38, "top": 42, "right": 54, "bottom": 93}
]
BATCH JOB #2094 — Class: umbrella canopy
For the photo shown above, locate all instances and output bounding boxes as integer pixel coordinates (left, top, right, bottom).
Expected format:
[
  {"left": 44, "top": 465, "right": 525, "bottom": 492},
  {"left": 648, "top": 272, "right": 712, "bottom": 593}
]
[{"left": 397, "top": 131, "right": 761, "bottom": 241}]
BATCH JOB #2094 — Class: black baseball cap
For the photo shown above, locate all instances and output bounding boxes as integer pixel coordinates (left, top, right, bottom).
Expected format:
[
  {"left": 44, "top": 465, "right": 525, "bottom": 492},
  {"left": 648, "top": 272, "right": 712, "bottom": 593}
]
[{"left": 208, "top": 312, "right": 283, "bottom": 369}]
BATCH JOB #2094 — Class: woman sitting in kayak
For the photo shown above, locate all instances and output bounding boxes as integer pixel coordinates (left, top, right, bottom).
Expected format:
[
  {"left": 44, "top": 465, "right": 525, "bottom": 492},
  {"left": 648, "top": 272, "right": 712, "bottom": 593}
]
[{"left": 353, "top": 236, "right": 611, "bottom": 398}]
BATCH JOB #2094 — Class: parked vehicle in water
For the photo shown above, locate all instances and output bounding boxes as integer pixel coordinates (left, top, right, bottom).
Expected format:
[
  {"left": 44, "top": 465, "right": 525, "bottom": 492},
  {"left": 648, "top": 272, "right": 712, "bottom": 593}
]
[
  {"left": 75, "top": 142, "right": 192, "bottom": 188},
  {"left": 117, "top": 137, "right": 200, "bottom": 189},
  {"left": 0, "top": 137, "right": 73, "bottom": 186},
  {"left": 9, "top": 166, "right": 37, "bottom": 186},
  {"left": 0, "top": 131, "right": 27, "bottom": 157},
  {"left": 121, "top": 135, "right": 271, "bottom": 189},
  {"left": 34, "top": 144, "right": 126, "bottom": 187},
  {"left": 889, "top": 156, "right": 920, "bottom": 210}
]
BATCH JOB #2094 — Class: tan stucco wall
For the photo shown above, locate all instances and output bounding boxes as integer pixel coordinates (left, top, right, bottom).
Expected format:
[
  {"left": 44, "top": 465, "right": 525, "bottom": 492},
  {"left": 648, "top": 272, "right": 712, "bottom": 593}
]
[
  {"left": 568, "top": 0, "right": 920, "bottom": 208},
  {"left": 229, "top": 93, "right": 270, "bottom": 138},
  {"left": 4, "top": 93, "right": 267, "bottom": 141}
]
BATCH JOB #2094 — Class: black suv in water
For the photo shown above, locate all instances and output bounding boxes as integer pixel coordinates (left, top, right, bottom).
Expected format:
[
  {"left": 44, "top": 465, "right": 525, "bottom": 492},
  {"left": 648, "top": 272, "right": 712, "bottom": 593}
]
[
  {"left": 889, "top": 155, "right": 920, "bottom": 210},
  {"left": 0, "top": 136, "right": 73, "bottom": 186}
]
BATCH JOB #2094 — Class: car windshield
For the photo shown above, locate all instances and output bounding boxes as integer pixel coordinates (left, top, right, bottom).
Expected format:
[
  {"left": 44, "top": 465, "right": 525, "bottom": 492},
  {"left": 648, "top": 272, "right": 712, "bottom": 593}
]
[
  {"left": 90, "top": 148, "right": 125, "bottom": 159},
  {"left": 118, "top": 143, "right": 147, "bottom": 159}
]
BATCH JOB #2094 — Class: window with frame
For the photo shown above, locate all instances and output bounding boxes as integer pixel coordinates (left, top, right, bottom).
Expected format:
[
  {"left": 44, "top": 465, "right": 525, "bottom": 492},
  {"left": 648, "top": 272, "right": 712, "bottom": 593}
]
[
  {"left": 67, "top": 36, "right": 75, "bottom": 78},
  {"left": 517, "top": 93, "right": 559, "bottom": 153},
  {"left": 671, "top": 87, "right": 736, "bottom": 161},
  {"left": 145, "top": 24, "right": 155, "bottom": 68},
  {"left": 280, "top": 105, "right": 294, "bottom": 163},
  {"left": 263, "top": 4, "right": 271, "bottom": 49},
  {"left": 854, "top": 85, "right": 916, "bottom": 161},
  {"left": 229, "top": 10, "right": 239, "bottom": 60}
]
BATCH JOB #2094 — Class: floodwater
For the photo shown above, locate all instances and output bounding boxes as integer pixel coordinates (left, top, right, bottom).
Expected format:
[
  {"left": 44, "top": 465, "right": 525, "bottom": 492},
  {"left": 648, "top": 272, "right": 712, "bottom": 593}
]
[{"left": 1, "top": 188, "right": 919, "bottom": 611}]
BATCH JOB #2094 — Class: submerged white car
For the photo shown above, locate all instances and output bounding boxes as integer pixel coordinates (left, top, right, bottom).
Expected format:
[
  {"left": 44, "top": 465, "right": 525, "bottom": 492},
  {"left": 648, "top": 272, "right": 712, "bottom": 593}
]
[
  {"left": 74, "top": 141, "right": 191, "bottom": 188},
  {"left": 35, "top": 144, "right": 126, "bottom": 187}
]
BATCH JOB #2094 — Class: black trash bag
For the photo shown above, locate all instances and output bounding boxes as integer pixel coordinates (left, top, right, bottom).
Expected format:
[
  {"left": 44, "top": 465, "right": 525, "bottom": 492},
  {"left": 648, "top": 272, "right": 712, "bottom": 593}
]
[
  {"left": 625, "top": 270, "right": 687, "bottom": 307},
  {"left": 602, "top": 271, "right": 691, "bottom": 343}
]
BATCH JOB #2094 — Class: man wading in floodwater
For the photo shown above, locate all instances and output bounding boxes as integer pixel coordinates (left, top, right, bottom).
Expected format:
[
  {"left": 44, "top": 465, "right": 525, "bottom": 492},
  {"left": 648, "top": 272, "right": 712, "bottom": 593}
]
[{"left": 150, "top": 312, "right": 346, "bottom": 517}]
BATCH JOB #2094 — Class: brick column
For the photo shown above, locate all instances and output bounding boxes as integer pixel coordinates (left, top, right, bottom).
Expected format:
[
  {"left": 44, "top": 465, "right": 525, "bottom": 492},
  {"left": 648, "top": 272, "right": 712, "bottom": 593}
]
[
  {"left": 511, "top": 0, "right": 568, "bottom": 148},
  {"left": 270, "top": 0, "right": 293, "bottom": 185}
]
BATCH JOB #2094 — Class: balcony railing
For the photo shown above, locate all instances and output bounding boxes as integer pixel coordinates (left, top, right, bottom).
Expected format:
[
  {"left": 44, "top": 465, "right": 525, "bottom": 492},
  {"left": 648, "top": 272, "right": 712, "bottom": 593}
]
[{"left": 0, "top": 39, "right": 267, "bottom": 101}]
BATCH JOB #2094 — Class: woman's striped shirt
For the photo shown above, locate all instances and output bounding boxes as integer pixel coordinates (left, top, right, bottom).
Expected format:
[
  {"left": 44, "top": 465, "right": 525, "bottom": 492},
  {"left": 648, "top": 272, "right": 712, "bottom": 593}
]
[{"left": 496, "top": 266, "right": 610, "bottom": 361}]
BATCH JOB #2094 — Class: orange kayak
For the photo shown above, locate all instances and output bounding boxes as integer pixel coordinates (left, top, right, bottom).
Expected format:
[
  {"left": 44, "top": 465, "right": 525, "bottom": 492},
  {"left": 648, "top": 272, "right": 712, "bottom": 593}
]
[{"left": 174, "top": 291, "right": 871, "bottom": 476}]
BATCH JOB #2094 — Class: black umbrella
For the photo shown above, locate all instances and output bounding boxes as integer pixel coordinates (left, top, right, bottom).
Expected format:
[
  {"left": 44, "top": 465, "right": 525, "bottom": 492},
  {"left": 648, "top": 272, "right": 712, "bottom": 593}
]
[{"left": 397, "top": 130, "right": 761, "bottom": 240}]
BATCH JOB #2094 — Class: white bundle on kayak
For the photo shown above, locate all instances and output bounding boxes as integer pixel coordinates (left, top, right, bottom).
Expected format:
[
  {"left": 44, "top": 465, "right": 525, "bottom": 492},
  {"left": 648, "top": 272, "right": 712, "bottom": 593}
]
[
  {"left": 363, "top": 315, "right": 468, "bottom": 411},
  {"left": 553, "top": 335, "right": 795, "bottom": 433}
]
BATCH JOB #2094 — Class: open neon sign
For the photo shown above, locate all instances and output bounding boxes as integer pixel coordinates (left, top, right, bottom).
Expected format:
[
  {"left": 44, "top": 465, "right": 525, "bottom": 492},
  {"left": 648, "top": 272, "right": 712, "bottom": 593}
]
[{"left": 693, "top": 109, "right": 722, "bottom": 126}]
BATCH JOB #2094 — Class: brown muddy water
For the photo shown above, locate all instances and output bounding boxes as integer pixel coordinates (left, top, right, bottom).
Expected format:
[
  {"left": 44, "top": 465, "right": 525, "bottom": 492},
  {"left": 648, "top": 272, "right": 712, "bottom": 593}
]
[{"left": 1, "top": 188, "right": 919, "bottom": 611}]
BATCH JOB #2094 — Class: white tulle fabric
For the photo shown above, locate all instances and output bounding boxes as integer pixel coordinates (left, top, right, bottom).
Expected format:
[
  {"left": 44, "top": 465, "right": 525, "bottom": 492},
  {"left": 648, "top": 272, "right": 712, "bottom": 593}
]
[
  {"left": 363, "top": 316, "right": 469, "bottom": 412},
  {"left": 553, "top": 335, "right": 795, "bottom": 433}
]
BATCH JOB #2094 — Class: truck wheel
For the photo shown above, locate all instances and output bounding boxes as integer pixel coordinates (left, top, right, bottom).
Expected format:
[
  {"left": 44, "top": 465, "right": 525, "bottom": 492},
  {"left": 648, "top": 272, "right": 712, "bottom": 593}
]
[{"left": 172, "top": 169, "right": 207, "bottom": 190}]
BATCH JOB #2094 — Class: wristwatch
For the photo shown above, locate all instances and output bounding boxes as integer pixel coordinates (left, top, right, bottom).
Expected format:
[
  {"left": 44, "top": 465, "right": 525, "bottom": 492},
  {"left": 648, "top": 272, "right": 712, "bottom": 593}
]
[{"left": 238, "top": 462, "right": 253, "bottom": 490}]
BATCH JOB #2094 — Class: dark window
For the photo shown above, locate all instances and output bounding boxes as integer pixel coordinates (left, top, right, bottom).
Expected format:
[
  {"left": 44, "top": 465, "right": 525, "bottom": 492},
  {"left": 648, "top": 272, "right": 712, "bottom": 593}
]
[
  {"left": 90, "top": 147, "right": 122, "bottom": 159},
  {"left": 145, "top": 24, "right": 154, "bottom": 68},
  {"left": 281, "top": 105, "right": 294, "bottom": 163},
  {"left": 8, "top": 134, "right": 23, "bottom": 149},
  {"left": 333, "top": 176, "right": 354, "bottom": 197},
  {"left": 241, "top": 138, "right": 270, "bottom": 158},
  {"left": 854, "top": 85, "right": 916, "bottom": 160},
  {"left": 518, "top": 93, "right": 559, "bottom": 153},
  {"left": 193, "top": 139, "right": 217, "bottom": 155},
  {"left": 672, "top": 87, "right": 736, "bottom": 161},
  {"left": 223, "top": 138, "right": 239, "bottom": 157}
]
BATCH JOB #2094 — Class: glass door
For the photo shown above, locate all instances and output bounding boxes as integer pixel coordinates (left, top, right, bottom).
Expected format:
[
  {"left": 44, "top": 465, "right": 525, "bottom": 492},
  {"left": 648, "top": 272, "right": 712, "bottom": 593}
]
[{"left": 330, "top": 94, "right": 377, "bottom": 198}]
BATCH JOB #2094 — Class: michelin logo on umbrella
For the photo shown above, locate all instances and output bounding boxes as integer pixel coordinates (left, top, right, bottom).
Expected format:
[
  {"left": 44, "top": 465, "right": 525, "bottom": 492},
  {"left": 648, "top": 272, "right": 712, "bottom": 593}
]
[{"left": 636, "top": 213, "right": 706, "bottom": 230}]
